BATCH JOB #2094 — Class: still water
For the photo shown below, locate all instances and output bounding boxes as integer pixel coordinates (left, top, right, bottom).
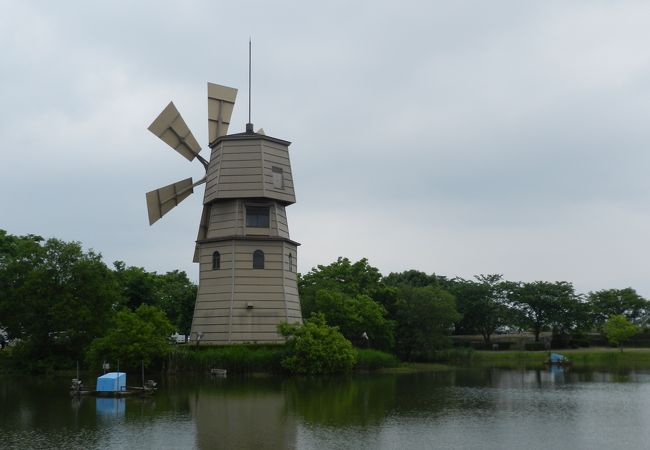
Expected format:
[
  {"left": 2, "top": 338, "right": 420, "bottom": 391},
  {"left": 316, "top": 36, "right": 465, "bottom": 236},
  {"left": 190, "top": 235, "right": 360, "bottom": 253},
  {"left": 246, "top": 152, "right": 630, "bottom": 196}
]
[{"left": 1, "top": 368, "right": 650, "bottom": 450}]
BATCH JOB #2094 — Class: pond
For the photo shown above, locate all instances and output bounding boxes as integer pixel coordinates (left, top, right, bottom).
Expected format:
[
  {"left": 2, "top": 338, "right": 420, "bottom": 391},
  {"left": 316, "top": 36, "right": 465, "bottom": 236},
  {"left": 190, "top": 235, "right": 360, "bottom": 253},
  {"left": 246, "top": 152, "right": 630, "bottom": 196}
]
[{"left": 1, "top": 368, "right": 649, "bottom": 449}]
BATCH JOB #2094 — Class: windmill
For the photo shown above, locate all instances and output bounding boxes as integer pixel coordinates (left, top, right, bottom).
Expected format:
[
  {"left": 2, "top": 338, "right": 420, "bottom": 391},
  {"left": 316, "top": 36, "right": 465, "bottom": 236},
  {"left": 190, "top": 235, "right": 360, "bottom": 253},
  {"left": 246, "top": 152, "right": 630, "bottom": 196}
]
[
  {"left": 145, "top": 82, "right": 303, "bottom": 345},
  {"left": 146, "top": 83, "right": 237, "bottom": 226}
]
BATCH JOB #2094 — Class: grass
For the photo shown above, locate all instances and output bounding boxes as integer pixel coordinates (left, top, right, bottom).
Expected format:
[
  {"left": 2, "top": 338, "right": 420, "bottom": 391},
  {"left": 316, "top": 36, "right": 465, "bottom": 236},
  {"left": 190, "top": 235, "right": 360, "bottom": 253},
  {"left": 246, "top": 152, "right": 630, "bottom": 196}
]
[
  {"left": 166, "top": 345, "right": 401, "bottom": 374},
  {"left": 167, "top": 344, "right": 286, "bottom": 374},
  {"left": 468, "top": 347, "right": 650, "bottom": 370},
  {"left": 378, "top": 362, "right": 451, "bottom": 374}
]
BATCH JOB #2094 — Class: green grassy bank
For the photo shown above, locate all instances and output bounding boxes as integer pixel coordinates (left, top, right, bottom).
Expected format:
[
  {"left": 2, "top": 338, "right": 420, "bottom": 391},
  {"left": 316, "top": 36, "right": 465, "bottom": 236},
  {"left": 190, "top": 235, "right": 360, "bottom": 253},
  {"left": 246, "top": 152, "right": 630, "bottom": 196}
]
[
  {"left": 468, "top": 347, "right": 650, "bottom": 370},
  {"left": 165, "top": 345, "right": 399, "bottom": 374}
]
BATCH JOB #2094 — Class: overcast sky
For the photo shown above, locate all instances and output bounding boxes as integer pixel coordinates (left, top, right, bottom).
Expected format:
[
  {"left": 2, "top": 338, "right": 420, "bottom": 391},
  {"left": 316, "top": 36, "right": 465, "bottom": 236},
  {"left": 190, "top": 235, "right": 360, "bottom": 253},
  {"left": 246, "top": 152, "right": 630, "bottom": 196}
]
[{"left": 2, "top": 1, "right": 649, "bottom": 297}]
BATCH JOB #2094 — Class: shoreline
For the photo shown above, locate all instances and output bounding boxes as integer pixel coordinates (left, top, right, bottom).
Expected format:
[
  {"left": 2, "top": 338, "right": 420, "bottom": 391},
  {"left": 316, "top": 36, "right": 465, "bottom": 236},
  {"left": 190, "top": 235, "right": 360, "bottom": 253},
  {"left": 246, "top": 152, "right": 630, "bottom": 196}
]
[{"left": 5, "top": 347, "right": 650, "bottom": 377}]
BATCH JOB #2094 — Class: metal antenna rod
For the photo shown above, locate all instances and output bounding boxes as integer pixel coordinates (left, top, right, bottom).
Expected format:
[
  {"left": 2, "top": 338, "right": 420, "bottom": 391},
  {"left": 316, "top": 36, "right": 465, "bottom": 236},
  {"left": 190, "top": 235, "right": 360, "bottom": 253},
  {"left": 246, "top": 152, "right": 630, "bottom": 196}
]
[
  {"left": 249, "top": 37, "right": 252, "bottom": 125},
  {"left": 246, "top": 37, "right": 253, "bottom": 134}
]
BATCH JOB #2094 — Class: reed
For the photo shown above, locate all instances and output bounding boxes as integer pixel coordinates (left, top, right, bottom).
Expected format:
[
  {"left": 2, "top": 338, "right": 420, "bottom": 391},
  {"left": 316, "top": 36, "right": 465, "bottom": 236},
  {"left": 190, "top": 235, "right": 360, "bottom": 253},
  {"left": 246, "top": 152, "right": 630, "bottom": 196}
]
[
  {"left": 167, "top": 345, "right": 286, "bottom": 374},
  {"left": 354, "top": 349, "right": 400, "bottom": 370}
]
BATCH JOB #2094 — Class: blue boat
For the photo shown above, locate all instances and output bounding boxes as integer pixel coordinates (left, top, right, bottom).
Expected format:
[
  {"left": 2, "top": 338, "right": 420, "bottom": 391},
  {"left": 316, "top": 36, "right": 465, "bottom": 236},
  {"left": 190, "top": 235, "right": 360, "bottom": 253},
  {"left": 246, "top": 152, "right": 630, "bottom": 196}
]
[{"left": 71, "top": 370, "right": 157, "bottom": 397}]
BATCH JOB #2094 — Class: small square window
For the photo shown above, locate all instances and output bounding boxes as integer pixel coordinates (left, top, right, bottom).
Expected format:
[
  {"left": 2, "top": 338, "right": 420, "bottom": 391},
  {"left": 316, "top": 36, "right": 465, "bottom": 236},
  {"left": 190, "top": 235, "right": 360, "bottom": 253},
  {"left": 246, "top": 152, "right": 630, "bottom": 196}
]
[{"left": 246, "top": 206, "right": 270, "bottom": 228}]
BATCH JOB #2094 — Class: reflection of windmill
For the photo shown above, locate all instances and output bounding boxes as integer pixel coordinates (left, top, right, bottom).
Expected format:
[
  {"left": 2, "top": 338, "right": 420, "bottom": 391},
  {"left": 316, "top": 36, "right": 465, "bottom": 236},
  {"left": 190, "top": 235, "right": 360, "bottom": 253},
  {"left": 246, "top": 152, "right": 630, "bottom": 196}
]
[{"left": 146, "top": 83, "right": 303, "bottom": 345}]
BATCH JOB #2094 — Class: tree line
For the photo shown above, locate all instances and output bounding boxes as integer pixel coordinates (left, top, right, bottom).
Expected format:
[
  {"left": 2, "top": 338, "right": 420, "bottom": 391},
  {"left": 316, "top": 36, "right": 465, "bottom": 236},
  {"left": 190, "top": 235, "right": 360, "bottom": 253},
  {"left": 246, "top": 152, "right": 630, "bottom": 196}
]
[
  {"left": 299, "top": 258, "right": 650, "bottom": 359},
  {"left": 2, "top": 230, "right": 648, "bottom": 371},
  {"left": 0, "top": 230, "right": 195, "bottom": 371}
]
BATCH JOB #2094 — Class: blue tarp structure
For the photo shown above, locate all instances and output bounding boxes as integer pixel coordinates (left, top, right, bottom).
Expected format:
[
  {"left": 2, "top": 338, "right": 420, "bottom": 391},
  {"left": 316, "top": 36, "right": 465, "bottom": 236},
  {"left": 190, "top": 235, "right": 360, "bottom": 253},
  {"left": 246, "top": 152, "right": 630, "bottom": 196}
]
[
  {"left": 96, "top": 372, "right": 126, "bottom": 392},
  {"left": 550, "top": 353, "right": 566, "bottom": 363}
]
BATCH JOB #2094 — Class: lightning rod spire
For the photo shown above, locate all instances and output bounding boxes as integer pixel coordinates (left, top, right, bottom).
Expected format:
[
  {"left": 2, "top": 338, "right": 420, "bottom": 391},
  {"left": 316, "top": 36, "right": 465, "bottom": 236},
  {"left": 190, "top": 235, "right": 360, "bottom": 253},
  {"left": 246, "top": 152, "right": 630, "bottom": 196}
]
[{"left": 246, "top": 37, "right": 254, "bottom": 134}]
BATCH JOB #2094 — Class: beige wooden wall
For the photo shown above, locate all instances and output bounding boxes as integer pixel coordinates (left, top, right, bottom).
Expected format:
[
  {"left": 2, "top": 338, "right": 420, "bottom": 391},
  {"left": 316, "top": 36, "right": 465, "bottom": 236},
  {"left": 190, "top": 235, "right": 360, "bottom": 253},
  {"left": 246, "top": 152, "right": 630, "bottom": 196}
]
[
  {"left": 204, "top": 137, "right": 296, "bottom": 205},
  {"left": 191, "top": 239, "right": 301, "bottom": 344},
  {"left": 204, "top": 200, "right": 290, "bottom": 240}
]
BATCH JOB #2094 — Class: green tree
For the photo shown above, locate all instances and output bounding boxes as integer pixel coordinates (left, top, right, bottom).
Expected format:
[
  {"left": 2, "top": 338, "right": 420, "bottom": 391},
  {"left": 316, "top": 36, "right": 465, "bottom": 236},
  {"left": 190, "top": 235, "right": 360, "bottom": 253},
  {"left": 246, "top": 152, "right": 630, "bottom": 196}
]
[
  {"left": 384, "top": 270, "right": 450, "bottom": 289},
  {"left": 87, "top": 304, "right": 174, "bottom": 370},
  {"left": 0, "top": 231, "right": 119, "bottom": 369},
  {"left": 300, "top": 257, "right": 383, "bottom": 300},
  {"left": 508, "top": 281, "right": 579, "bottom": 342},
  {"left": 587, "top": 288, "right": 648, "bottom": 328},
  {"left": 307, "top": 290, "right": 394, "bottom": 350},
  {"left": 603, "top": 315, "right": 639, "bottom": 351},
  {"left": 299, "top": 258, "right": 395, "bottom": 350},
  {"left": 394, "top": 286, "right": 461, "bottom": 360},
  {"left": 113, "top": 261, "right": 159, "bottom": 310},
  {"left": 279, "top": 313, "right": 356, "bottom": 374},
  {"left": 450, "top": 274, "right": 513, "bottom": 343},
  {"left": 155, "top": 270, "right": 197, "bottom": 338}
]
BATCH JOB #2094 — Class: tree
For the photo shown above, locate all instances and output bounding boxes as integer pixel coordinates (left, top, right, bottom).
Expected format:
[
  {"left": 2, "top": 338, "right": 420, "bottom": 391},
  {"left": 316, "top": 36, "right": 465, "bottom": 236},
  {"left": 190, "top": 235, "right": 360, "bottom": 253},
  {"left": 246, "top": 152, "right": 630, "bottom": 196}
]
[
  {"left": 155, "top": 270, "right": 197, "bottom": 338},
  {"left": 300, "top": 257, "right": 383, "bottom": 300},
  {"left": 306, "top": 289, "right": 394, "bottom": 350},
  {"left": 278, "top": 313, "right": 356, "bottom": 374},
  {"left": 394, "top": 286, "right": 461, "bottom": 360},
  {"left": 508, "top": 281, "right": 579, "bottom": 342},
  {"left": 587, "top": 288, "right": 648, "bottom": 328},
  {"left": 450, "top": 274, "right": 512, "bottom": 343},
  {"left": 299, "top": 257, "right": 395, "bottom": 350},
  {"left": 384, "top": 270, "right": 450, "bottom": 289},
  {"left": 113, "top": 261, "right": 158, "bottom": 310},
  {"left": 0, "top": 231, "right": 119, "bottom": 369},
  {"left": 87, "top": 304, "right": 174, "bottom": 370},
  {"left": 603, "top": 315, "right": 638, "bottom": 351}
]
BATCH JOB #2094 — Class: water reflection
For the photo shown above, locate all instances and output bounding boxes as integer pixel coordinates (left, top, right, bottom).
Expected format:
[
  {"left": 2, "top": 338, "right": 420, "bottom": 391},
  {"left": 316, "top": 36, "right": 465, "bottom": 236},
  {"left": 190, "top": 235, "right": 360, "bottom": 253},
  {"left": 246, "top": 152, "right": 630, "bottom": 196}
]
[
  {"left": 188, "top": 376, "right": 296, "bottom": 450},
  {"left": 283, "top": 375, "right": 397, "bottom": 426},
  {"left": 96, "top": 398, "right": 125, "bottom": 418},
  {"left": 2, "top": 368, "right": 650, "bottom": 450}
]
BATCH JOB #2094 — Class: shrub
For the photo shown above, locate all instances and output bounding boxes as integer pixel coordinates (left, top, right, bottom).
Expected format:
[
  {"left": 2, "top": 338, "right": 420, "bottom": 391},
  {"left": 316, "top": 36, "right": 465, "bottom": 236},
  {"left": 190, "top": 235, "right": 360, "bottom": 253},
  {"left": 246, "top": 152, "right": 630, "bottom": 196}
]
[{"left": 279, "top": 313, "right": 356, "bottom": 374}]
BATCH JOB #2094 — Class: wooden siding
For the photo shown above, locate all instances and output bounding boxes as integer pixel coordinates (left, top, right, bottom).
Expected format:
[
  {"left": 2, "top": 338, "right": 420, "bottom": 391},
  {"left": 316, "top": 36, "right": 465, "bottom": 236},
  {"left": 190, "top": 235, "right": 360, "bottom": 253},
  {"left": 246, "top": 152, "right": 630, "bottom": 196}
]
[
  {"left": 204, "top": 202, "right": 291, "bottom": 240},
  {"left": 190, "top": 238, "right": 302, "bottom": 344},
  {"left": 203, "top": 137, "right": 296, "bottom": 205}
]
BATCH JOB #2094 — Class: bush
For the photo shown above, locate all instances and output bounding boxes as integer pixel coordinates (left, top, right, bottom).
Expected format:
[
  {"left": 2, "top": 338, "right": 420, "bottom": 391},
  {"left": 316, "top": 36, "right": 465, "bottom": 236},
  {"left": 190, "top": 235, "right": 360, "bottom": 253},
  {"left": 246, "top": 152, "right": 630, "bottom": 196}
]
[{"left": 279, "top": 313, "right": 356, "bottom": 374}]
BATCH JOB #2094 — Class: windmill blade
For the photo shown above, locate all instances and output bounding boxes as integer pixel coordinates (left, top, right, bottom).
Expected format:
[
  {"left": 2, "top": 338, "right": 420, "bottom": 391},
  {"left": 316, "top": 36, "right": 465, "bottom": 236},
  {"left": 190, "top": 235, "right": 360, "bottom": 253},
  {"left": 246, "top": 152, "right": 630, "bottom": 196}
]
[
  {"left": 208, "top": 82, "right": 238, "bottom": 144},
  {"left": 146, "top": 177, "right": 195, "bottom": 225},
  {"left": 148, "top": 102, "right": 202, "bottom": 162}
]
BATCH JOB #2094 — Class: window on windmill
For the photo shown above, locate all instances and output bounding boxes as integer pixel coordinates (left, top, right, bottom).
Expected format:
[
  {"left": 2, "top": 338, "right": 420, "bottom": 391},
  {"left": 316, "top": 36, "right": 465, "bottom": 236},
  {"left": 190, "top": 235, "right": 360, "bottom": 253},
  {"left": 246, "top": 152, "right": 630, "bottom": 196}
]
[
  {"left": 253, "top": 250, "right": 265, "bottom": 269},
  {"left": 272, "top": 167, "right": 284, "bottom": 189},
  {"left": 288, "top": 253, "right": 293, "bottom": 272},
  {"left": 212, "top": 251, "right": 220, "bottom": 270},
  {"left": 246, "top": 206, "right": 270, "bottom": 228}
]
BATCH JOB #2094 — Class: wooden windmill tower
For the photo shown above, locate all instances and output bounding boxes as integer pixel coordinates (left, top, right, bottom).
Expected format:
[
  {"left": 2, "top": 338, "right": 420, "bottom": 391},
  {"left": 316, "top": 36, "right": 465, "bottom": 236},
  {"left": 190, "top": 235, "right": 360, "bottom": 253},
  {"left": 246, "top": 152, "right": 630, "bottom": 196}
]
[{"left": 145, "top": 81, "right": 302, "bottom": 344}]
